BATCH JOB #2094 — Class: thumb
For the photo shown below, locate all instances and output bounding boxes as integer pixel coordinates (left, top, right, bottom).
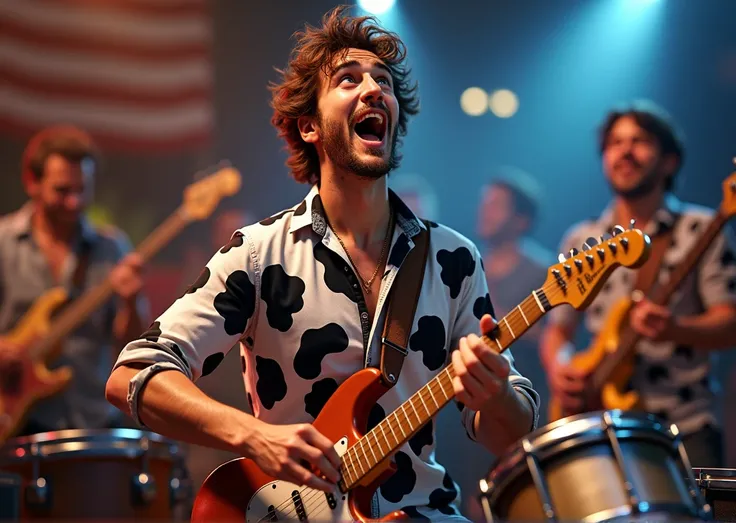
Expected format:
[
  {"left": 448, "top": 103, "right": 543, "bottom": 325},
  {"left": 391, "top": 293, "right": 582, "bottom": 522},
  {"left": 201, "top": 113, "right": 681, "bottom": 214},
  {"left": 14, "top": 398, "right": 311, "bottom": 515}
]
[{"left": 480, "top": 313, "right": 496, "bottom": 335}]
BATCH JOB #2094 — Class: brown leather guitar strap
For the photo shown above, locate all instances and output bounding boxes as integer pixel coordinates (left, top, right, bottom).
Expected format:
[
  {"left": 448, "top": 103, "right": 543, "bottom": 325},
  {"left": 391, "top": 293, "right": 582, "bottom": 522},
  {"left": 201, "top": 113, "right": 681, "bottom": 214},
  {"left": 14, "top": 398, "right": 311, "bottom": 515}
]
[
  {"left": 378, "top": 222, "right": 431, "bottom": 388},
  {"left": 632, "top": 217, "right": 679, "bottom": 296}
]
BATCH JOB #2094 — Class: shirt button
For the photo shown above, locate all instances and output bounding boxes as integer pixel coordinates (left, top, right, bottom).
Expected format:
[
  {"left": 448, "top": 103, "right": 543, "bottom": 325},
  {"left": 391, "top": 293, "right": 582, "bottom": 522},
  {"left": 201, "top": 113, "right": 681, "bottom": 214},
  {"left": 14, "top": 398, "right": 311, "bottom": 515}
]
[
  {"left": 353, "top": 283, "right": 359, "bottom": 289},
  {"left": 344, "top": 266, "right": 349, "bottom": 272},
  {"left": 361, "top": 312, "right": 369, "bottom": 320}
]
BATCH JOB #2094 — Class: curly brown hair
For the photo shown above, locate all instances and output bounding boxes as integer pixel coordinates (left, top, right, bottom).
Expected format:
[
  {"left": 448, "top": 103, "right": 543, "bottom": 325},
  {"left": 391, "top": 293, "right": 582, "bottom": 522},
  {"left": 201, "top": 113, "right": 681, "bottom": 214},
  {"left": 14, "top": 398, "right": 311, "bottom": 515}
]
[{"left": 270, "top": 5, "right": 419, "bottom": 185}]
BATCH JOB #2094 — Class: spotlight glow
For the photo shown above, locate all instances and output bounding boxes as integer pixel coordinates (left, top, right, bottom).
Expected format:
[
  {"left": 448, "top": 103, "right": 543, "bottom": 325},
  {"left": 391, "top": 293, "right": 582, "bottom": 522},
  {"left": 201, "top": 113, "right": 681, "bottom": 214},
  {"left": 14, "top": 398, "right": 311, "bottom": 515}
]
[
  {"left": 489, "top": 89, "right": 519, "bottom": 118},
  {"left": 460, "top": 87, "right": 489, "bottom": 116},
  {"left": 358, "top": 0, "right": 396, "bottom": 15}
]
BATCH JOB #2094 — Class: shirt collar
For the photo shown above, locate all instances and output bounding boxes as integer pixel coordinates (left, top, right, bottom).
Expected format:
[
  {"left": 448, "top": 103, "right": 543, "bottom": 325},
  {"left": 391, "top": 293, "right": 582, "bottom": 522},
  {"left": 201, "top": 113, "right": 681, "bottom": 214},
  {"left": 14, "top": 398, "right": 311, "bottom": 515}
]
[
  {"left": 599, "top": 193, "right": 682, "bottom": 237},
  {"left": 288, "top": 184, "right": 427, "bottom": 239},
  {"left": 10, "top": 201, "right": 98, "bottom": 245}
]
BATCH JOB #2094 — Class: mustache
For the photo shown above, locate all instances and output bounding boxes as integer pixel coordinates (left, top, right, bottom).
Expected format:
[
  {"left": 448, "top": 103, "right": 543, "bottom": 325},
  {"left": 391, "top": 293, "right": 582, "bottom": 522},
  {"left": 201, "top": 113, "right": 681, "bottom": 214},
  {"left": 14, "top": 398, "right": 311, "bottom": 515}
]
[
  {"left": 349, "top": 102, "right": 391, "bottom": 128},
  {"left": 615, "top": 154, "right": 640, "bottom": 170}
]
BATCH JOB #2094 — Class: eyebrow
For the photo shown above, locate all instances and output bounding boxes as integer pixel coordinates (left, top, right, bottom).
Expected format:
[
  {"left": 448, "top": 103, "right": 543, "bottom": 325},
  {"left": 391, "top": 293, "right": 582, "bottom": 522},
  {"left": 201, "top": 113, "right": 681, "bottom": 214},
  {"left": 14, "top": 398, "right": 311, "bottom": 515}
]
[{"left": 330, "top": 59, "right": 392, "bottom": 79}]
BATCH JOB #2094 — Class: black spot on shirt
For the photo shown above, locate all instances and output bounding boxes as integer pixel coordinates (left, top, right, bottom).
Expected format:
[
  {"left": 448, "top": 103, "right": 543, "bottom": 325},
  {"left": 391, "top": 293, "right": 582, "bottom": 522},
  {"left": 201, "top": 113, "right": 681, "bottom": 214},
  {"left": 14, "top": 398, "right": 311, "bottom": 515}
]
[
  {"left": 314, "top": 242, "right": 359, "bottom": 302},
  {"left": 219, "top": 231, "right": 244, "bottom": 254},
  {"left": 674, "top": 345, "right": 694, "bottom": 360},
  {"left": 259, "top": 209, "right": 293, "bottom": 226},
  {"left": 293, "top": 323, "right": 350, "bottom": 380},
  {"left": 721, "top": 247, "right": 736, "bottom": 269},
  {"left": 368, "top": 403, "right": 386, "bottom": 431},
  {"left": 261, "top": 265, "right": 306, "bottom": 332},
  {"left": 473, "top": 293, "right": 494, "bottom": 320},
  {"left": 409, "top": 316, "right": 447, "bottom": 372},
  {"left": 436, "top": 247, "right": 476, "bottom": 299},
  {"left": 141, "top": 321, "right": 162, "bottom": 342},
  {"left": 379, "top": 451, "right": 416, "bottom": 503},
  {"left": 678, "top": 386, "right": 694, "bottom": 403},
  {"left": 304, "top": 378, "right": 339, "bottom": 419},
  {"left": 408, "top": 419, "right": 433, "bottom": 456},
  {"left": 213, "top": 270, "right": 256, "bottom": 336},
  {"left": 388, "top": 233, "right": 411, "bottom": 268},
  {"left": 427, "top": 470, "right": 459, "bottom": 514},
  {"left": 202, "top": 352, "right": 225, "bottom": 377},
  {"left": 255, "top": 356, "right": 287, "bottom": 410},
  {"left": 184, "top": 267, "right": 210, "bottom": 296},
  {"left": 170, "top": 344, "right": 188, "bottom": 369},
  {"left": 647, "top": 365, "right": 670, "bottom": 385}
]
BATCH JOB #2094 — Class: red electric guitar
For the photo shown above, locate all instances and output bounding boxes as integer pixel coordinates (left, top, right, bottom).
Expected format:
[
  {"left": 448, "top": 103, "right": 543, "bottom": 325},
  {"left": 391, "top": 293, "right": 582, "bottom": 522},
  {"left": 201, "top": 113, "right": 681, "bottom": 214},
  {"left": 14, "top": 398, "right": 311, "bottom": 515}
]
[{"left": 191, "top": 225, "right": 651, "bottom": 523}]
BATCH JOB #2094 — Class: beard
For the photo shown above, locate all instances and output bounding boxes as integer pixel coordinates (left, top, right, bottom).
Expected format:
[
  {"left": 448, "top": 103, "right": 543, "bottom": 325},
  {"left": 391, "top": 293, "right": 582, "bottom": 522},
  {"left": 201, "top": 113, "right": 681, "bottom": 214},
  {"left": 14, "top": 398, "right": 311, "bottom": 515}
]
[
  {"left": 608, "top": 157, "right": 663, "bottom": 199},
  {"left": 319, "top": 113, "right": 399, "bottom": 180}
]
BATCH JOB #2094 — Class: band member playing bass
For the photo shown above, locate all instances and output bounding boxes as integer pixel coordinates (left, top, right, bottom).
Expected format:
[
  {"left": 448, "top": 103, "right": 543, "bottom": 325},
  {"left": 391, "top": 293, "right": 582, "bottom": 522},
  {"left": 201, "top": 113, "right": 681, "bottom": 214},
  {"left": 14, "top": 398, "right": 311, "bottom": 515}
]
[
  {"left": 106, "top": 7, "right": 539, "bottom": 520},
  {"left": 0, "top": 125, "right": 149, "bottom": 435},
  {"left": 540, "top": 102, "right": 736, "bottom": 467}
]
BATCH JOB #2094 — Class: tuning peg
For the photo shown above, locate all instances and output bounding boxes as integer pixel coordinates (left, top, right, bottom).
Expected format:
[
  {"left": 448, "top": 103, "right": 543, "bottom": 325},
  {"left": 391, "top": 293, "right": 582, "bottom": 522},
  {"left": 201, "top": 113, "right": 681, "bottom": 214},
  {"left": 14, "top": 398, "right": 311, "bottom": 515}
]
[
  {"left": 612, "top": 225, "right": 626, "bottom": 236},
  {"left": 569, "top": 247, "right": 579, "bottom": 258},
  {"left": 583, "top": 237, "right": 599, "bottom": 250},
  {"left": 557, "top": 253, "right": 567, "bottom": 263},
  {"left": 629, "top": 219, "right": 636, "bottom": 229},
  {"left": 599, "top": 232, "right": 612, "bottom": 243}
]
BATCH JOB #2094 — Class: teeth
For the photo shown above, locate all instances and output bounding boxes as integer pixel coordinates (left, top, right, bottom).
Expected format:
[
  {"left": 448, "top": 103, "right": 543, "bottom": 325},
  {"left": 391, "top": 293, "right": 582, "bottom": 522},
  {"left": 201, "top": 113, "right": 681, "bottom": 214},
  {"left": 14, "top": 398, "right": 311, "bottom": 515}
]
[{"left": 357, "top": 112, "right": 384, "bottom": 124}]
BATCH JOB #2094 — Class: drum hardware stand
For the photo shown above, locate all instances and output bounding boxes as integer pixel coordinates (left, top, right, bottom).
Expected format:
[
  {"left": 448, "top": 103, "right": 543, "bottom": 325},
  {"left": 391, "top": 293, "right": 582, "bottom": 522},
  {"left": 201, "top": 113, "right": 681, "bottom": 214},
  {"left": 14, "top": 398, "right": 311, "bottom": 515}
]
[
  {"left": 24, "top": 442, "right": 51, "bottom": 510},
  {"left": 602, "top": 411, "right": 642, "bottom": 515},
  {"left": 131, "top": 435, "right": 157, "bottom": 508},
  {"left": 670, "top": 423, "right": 713, "bottom": 521}
]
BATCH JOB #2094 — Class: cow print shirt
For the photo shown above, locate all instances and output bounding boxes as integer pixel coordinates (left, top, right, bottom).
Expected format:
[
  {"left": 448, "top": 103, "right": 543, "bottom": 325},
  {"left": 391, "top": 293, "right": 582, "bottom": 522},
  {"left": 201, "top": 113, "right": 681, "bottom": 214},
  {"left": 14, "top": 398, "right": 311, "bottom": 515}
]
[
  {"left": 549, "top": 195, "right": 736, "bottom": 436},
  {"left": 115, "top": 186, "right": 540, "bottom": 520}
]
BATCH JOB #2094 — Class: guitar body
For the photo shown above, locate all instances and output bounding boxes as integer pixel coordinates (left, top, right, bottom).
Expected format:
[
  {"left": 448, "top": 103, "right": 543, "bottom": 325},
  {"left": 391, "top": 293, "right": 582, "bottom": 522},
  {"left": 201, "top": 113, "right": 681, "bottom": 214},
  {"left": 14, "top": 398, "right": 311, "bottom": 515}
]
[
  {"left": 0, "top": 287, "right": 73, "bottom": 442},
  {"left": 548, "top": 296, "right": 641, "bottom": 422},
  {"left": 191, "top": 368, "right": 408, "bottom": 523}
]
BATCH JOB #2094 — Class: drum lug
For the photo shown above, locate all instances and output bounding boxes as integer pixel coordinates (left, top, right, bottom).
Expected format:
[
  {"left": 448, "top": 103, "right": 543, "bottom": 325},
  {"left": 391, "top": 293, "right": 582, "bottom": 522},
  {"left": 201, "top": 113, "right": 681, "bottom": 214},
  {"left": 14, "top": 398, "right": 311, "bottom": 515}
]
[
  {"left": 24, "top": 477, "right": 51, "bottom": 510},
  {"left": 24, "top": 443, "right": 52, "bottom": 510},
  {"left": 131, "top": 436, "right": 157, "bottom": 507}
]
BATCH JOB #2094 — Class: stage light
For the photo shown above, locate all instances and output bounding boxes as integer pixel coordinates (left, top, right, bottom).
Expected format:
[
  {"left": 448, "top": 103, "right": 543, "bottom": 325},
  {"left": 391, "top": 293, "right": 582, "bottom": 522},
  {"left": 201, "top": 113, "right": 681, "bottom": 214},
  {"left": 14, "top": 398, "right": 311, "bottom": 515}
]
[
  {"left": 460, "top": 87, "right": 489, "bottom": 116},
  {"left": 489, "top": 89, "right": 519, "bottom": 118},
  {"left": 358, "top": 0, "right": 396, "bottom": 15}
]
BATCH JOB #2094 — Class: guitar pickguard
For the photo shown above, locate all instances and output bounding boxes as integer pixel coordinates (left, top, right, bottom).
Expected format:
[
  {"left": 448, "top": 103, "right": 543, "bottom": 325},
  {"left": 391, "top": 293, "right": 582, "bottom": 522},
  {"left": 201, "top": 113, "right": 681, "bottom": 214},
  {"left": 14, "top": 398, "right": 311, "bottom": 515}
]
[{"left": 245, "top": 437, "right": 351, "bottom": 523}]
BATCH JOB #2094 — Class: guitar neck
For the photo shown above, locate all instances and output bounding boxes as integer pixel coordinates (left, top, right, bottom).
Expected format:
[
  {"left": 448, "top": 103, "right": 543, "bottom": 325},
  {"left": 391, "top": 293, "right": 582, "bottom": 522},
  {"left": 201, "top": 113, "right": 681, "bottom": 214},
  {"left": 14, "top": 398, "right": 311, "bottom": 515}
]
[
  {"left": 340, "top": 287, "right": 553, "bottom": 489},
  {"left": 30, "top": 207, "right": 191, "bottom": 359},
  {"left": 593, "top": 210, "right": 728, "bottom": 388}
]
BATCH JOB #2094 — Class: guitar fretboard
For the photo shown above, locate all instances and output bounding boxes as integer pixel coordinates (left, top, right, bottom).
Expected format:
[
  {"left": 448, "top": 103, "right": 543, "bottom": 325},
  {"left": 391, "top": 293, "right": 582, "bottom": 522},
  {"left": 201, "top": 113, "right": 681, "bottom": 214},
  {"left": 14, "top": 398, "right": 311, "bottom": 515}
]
[
  {"left": 592, "top": 211, "right": 728, "bottom": 389},
  {"left": 339, "top": 288, "right": 552, "bottom": 489},
  {"left": 30, "top": 207, "right": 191, "bottom": 359}
]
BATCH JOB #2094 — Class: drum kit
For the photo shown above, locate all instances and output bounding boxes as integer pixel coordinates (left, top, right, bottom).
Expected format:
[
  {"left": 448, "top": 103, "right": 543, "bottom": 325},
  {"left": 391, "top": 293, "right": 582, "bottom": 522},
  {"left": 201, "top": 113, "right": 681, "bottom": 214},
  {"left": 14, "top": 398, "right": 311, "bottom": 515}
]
[{"left": 0, "top": 411, "right": 733, "bottom": 521}]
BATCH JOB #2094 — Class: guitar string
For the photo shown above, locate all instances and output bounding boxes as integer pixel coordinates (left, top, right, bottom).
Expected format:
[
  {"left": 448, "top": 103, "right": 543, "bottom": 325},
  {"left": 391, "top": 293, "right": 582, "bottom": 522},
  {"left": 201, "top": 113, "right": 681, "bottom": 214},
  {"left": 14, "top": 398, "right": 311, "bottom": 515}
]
[{"left": 254, "top": 248, "right": 629, "bottom": 522}]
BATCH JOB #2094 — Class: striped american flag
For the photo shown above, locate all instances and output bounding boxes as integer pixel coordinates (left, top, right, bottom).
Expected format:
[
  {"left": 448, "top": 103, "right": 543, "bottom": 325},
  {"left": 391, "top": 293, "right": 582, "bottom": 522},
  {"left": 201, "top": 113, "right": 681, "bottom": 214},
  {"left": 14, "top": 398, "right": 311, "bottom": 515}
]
[{"left": 0, "top": 0, "right": 213, "bottom": 153}]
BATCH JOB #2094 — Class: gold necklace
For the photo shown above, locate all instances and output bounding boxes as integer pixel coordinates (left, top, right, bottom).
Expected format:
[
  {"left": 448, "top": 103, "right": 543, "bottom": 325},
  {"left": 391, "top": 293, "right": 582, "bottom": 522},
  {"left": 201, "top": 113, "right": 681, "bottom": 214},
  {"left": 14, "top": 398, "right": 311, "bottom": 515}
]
[{"left": 330, "top": 209, "right": 394, "bottom": 294}]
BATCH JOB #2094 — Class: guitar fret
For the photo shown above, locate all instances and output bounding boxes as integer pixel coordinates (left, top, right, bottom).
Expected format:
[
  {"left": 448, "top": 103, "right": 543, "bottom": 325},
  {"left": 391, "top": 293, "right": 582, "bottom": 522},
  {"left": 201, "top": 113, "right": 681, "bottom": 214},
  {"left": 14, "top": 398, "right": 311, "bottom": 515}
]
[
  {"left": 355, "top": 449, "right": 366, "bottom": 475},
  {"left": 503, "top": 317, "right": 516, "bottom": 339},
  {"left": 394, "top": 411, "right": 407, "bottom": 438},
  {"left": 379, "top": 419, "right": 392, "bottom": 448},
  {"left": 517, "top": 304, "right": 529, "bottom": 325},
  {"left": 409, "top": 397, "right": 420, "bottom": 422},
  {"left": 374, "top": 426, "right": 385, "bottom": 454},
  {"left": 417, "top": 390, "right": 430, "bottom": 415},
  {"left": 344, "top": 451, "right": 356, "bottom": 484},
  {"left": 427, "top": 383, "right": 439, "bottom": 407},
  {"left": 532, "top": 290, "right": 545, "bottom": 312},
  {"left": 401, "top": 404, "right": 414, "bottom": 431},
  {"left": 365, "top": 433, "right": 378, "bottom": 465},
  {"left": 491, "top": 336, "right": 503, "bottom": 352}
]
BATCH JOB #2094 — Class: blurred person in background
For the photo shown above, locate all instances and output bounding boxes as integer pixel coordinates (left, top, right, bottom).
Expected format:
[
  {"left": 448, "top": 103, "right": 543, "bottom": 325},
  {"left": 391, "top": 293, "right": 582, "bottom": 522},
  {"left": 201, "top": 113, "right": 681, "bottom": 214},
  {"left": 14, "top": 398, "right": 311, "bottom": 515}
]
[{"left": 0, "top": 125, "right": 149, "bottom": 436}]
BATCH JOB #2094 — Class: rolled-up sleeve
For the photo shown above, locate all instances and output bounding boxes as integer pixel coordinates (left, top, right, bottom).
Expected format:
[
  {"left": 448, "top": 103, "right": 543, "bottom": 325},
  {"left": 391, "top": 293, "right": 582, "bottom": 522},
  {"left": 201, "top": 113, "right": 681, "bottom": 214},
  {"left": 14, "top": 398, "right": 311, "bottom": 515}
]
[
  {"left": 450, "top": 245, "right": 540, "bottom": 441},
  {"left": 112, "top": 229, "right": 259, "bottom": 426}
]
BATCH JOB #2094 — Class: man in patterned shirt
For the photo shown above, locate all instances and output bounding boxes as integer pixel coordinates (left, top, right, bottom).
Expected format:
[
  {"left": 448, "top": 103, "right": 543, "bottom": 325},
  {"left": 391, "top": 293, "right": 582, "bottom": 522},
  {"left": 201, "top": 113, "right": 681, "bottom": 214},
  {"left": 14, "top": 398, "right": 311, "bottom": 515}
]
[
  {"left": 106, "top": 7, "right": 539, "bottom": 521},
  {"left": 540, "top": 101, "right": 736, "bottom": 467}
]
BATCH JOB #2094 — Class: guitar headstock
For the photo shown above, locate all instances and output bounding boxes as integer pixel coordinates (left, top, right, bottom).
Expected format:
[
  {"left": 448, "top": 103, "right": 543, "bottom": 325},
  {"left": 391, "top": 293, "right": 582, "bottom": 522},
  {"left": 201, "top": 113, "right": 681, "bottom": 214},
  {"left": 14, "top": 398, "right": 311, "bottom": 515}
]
[
  {"left": 720, "top": 171, "right": 736, "bottom": 217},
  {"left": 544, "top": 223, "right": 651, "bottom": 310},
  {"left": 182, "top": 163, "right": 242, "bottom": 221}
]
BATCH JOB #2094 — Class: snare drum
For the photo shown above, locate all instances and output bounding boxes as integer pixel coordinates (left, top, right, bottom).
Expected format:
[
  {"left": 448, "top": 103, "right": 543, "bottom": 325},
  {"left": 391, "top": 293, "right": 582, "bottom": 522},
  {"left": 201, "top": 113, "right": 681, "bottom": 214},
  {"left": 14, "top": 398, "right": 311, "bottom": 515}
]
[
  {"left": 694, "top": 468, "right": 736, "bottom": 522},
  {"left": 0, "top": 428, "right": 193, "bottom": 520},
  {"left": 478, "top": 410, "right": 711, "bottom": 522}
]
